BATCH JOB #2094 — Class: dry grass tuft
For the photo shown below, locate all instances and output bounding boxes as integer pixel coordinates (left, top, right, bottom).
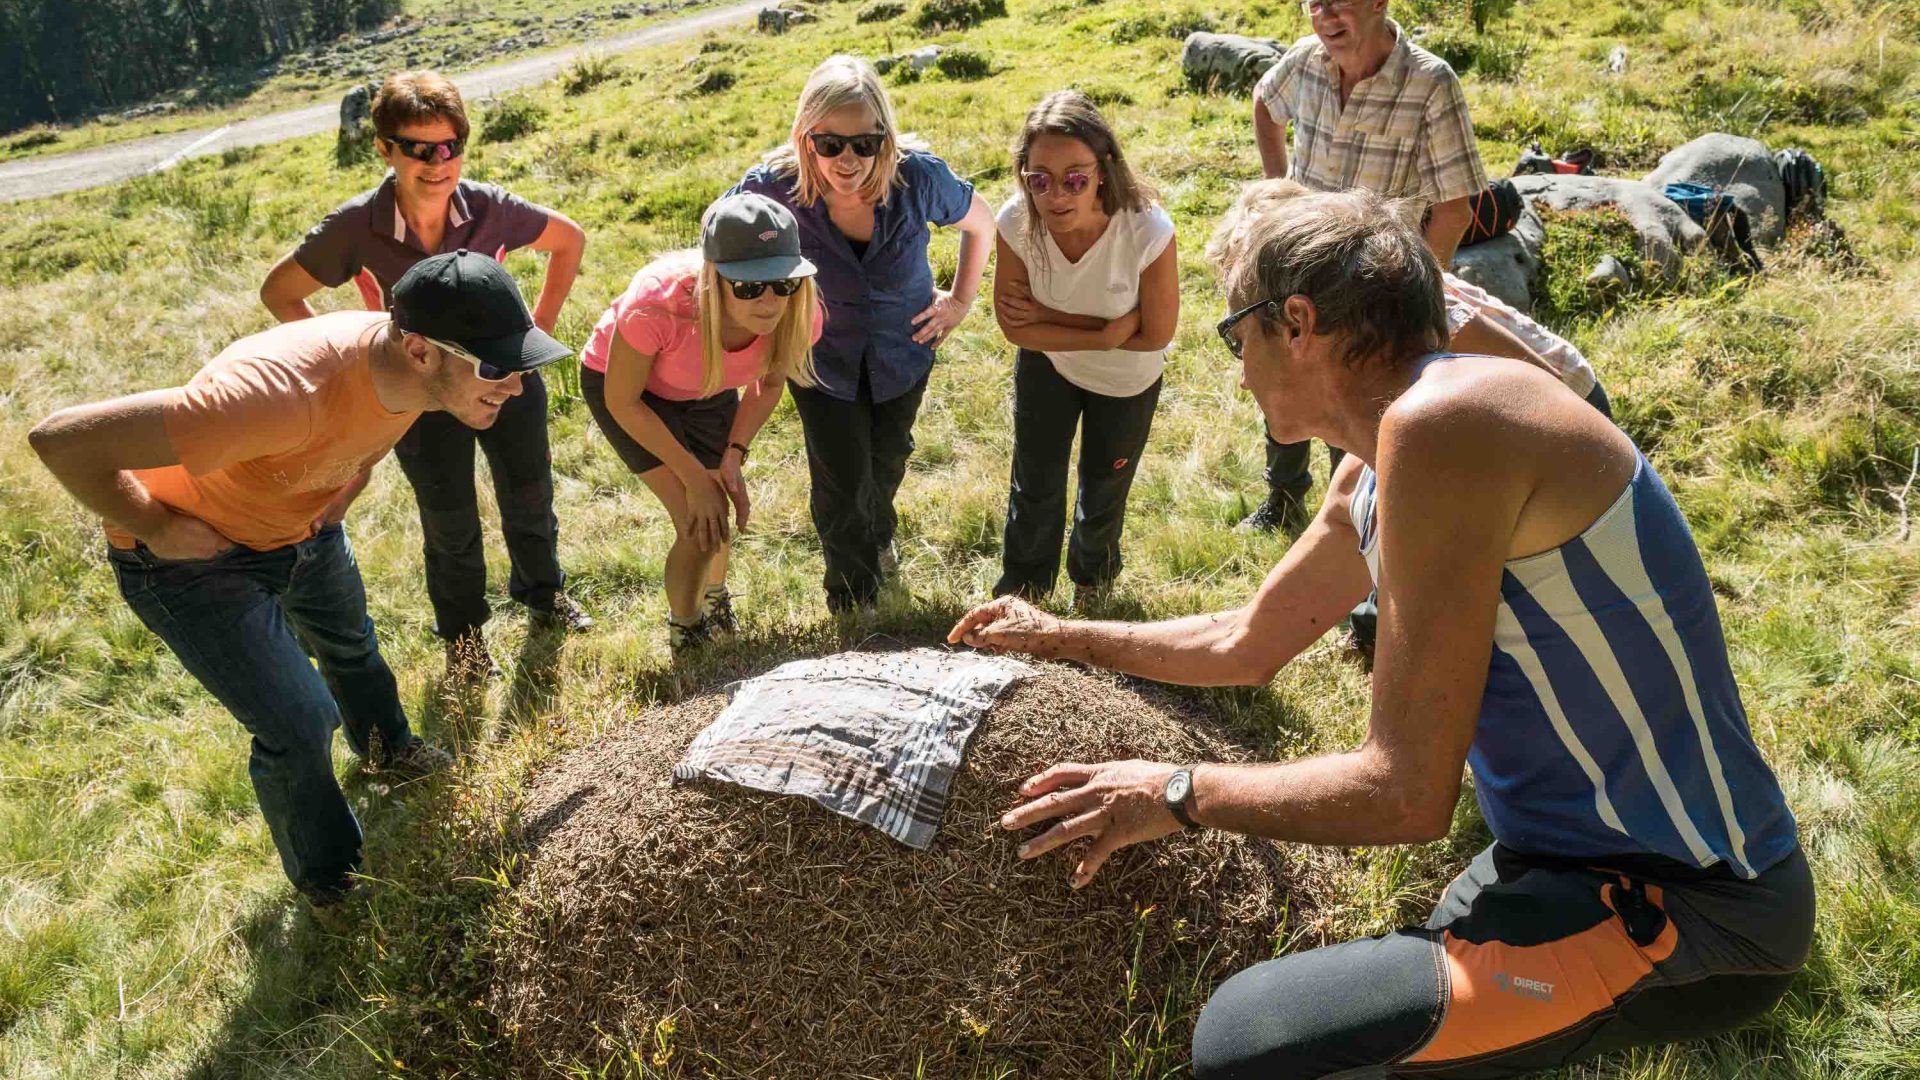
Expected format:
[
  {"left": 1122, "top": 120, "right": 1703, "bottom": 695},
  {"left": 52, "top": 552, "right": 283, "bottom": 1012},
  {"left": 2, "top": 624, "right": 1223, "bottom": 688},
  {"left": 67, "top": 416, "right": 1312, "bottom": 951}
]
[{"left": 491, "top": 662, "right": 1334, "bottom": 1077}]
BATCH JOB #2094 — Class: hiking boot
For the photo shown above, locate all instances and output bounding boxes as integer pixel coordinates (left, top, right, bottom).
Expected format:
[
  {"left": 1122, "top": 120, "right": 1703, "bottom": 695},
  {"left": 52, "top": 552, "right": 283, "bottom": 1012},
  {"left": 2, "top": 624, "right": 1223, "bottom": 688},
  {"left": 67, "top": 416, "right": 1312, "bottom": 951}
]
[
  {"left": 374, "top": 735, "right": 455, "bottom": 779},
  {"left": 669, "top": 615, "right": 713, "bottom": 656},
  {"left": 531, "top": 594, "right": 595, "bottom": 634},
  {"left": 444, "top": 631, "right": 501, "bottom": 683},
  {"left": 1236, "top": 488, "right": 1311, "bottom": 535},
  {"left": 703, "top": 587, "right": 739, "bottom": 637}
]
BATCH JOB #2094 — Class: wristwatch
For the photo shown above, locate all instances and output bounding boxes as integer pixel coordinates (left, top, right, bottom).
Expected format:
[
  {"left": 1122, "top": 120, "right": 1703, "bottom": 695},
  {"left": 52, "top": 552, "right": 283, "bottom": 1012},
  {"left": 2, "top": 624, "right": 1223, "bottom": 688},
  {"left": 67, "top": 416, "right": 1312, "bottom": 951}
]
[
  {"left": 1164, "top": 767, "right": 1201, "bottom": 831},
  {"left": 727, "top": 441, "right": 751, "bottom": 461}
]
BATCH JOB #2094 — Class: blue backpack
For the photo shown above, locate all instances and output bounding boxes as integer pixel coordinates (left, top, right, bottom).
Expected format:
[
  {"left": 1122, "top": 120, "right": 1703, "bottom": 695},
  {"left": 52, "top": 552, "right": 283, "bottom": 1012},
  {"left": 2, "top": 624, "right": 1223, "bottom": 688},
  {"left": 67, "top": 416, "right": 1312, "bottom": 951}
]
[{"left": 1663, "top": 182, "right": 1763, "bottom": 274}]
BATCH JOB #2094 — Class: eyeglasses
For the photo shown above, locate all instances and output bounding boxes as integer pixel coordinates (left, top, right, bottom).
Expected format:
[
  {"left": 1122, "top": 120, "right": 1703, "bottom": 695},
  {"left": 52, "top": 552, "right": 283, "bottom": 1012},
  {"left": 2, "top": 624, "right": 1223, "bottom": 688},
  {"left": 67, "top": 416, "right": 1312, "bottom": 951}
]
[
  {"left": 807, "top": 131, "right": 885, "bottom": 159},
  {"left": 1300, "top": 0, "right": 1359, "bottom": 17},
  {"left": 1022, "top": 170, "right": 1095, "bottom": 197},
  {"left": 1216, "top": 299, "right": 1281, "bottom": 359},
  {"left": 382, "top": 134, "right": 466, "bottom": 163},
  {"left": 725, "top": 278, "right": 804, "bottom": 300},
  {"left": 422, "top": 335, "right": 514, "bottom": 382}
]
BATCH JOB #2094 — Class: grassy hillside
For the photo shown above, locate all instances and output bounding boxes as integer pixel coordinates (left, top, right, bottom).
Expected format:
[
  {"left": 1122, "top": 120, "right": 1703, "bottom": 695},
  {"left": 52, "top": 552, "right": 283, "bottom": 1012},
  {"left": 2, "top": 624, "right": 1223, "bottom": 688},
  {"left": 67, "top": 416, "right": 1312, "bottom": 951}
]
[{"left": 2, "top": 0, "right": 1918, "bottom": 1076}]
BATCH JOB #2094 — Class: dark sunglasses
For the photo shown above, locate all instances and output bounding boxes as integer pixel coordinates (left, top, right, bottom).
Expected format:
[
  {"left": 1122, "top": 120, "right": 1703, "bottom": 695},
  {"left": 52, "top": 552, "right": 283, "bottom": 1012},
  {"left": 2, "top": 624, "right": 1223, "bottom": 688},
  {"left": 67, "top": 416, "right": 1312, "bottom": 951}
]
[
  {"left": 1216, "top": 299, "right": 1282, "bottom": 359},
  {"left": 1022, "top": 170, "right": 1095, "bottom": 197},
  {"left": 807, "top": 131, "right": 885, "bottom": 159},
  {"left": 726, "top": 278, "right": 804, "bottom": 300},
  {"left": 382, "top": 134, "right": 466, "bottom": 163}
]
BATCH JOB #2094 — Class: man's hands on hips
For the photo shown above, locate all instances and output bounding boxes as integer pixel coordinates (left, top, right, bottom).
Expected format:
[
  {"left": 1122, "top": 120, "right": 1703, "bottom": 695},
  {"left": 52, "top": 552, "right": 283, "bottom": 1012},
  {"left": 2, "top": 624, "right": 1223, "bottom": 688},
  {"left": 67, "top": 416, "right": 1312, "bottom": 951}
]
[
  {"left": 947, "top": 595, "right": 1061, "bottom": 655},
  {"left": 1001, "top": 760, "right": 1185, "bottom": 889}
]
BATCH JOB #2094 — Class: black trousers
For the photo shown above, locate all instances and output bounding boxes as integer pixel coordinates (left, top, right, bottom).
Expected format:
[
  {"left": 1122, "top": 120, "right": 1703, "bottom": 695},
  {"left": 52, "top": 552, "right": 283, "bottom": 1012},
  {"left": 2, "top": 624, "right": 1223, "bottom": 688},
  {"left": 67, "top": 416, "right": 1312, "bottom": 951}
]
[
  {"left": 789, "top": 365, "right": 928, "bottom": 609},
  {"left": 392, "top": 370, "right": 564, "bottom": 641},
  {"left": 996, "top": 350, "right": 1161, "bottom": 597}
]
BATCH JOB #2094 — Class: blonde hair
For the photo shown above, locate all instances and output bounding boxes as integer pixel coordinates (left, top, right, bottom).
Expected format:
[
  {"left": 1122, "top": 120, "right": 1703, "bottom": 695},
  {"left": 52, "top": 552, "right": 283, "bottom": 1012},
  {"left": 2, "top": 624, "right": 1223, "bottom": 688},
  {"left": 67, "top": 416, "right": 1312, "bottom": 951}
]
[
  {"left": 764, "top": 55, "right": 924, "bottom": 206},
  {"left": 1205, "top": 178, "right": 1312, "bottom": 272},
  {"left": 693, "top": 260, "right": 819, "bottom": 396}
]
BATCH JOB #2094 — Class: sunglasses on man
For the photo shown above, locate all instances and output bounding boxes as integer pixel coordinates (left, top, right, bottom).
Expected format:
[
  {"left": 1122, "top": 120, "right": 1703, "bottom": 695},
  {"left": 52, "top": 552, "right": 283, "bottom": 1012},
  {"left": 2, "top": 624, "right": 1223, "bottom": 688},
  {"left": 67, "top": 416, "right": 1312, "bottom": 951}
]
[
  {"left": 382, "top": 134, "right": 466, "bottom": 164},
  {"left": 807, "top": 131, "right": 886, "bottom": 159},
  {"left": 1022, "top": 170, "right": 1095, "bottom": 197},
  {"left": 725, "top": 278, "right": 804, "bottom": 301},
  {"left": 1216, "top": 299, "right": 1282, "bottom": 359},
  {"left": 423, "top": 336, "right": 515, "bottom": 381}
]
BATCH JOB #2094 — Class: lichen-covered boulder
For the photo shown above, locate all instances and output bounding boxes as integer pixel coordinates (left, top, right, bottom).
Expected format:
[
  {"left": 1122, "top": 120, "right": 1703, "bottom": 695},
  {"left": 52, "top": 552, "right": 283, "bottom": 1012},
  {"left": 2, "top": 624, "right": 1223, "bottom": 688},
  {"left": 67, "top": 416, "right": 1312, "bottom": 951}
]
[{"left": 1181, "top": 32, "right": 1286, "bottom": 94}]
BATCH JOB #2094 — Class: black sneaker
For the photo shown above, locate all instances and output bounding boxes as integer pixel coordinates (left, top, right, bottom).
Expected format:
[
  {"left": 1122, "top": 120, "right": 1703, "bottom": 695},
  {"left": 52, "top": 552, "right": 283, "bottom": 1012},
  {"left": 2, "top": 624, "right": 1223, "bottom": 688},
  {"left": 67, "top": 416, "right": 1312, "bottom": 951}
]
[
  {"left": 703, "top": 588, "right": 739, "bottom": 636},
  {"left": 444, "top": 631, "right": 501, "bottom": 683},
  {"left": 1236, "top": 488, "right": 1311, "bottom": 535},
  {"left": 668, "top": 615, "right": 713, "bottom": 656},
  {"left": 531, "top": 594, "right": 595, "bottom": 633}
]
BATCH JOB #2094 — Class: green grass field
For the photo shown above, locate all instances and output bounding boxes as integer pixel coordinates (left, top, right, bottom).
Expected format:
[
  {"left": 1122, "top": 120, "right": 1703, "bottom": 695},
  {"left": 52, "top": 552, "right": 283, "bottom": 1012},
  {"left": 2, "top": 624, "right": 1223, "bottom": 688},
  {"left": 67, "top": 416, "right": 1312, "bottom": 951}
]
[{"left": 2, "top": 0, "right": 1918, "bottom": 1075}]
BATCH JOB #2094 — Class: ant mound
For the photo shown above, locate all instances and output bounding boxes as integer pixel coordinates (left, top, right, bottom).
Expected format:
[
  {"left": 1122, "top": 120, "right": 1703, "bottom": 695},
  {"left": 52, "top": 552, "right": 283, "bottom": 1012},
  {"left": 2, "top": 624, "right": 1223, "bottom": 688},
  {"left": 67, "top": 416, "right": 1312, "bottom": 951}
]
[{"left": 491, "top": 661, "right": 1332, "bottom": 1077}]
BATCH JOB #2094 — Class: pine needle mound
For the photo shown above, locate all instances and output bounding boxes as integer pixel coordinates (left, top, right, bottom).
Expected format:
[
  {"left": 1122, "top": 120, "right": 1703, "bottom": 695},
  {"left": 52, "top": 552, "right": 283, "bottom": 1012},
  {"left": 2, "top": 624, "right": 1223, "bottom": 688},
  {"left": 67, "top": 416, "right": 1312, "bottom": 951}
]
[{"left": 492, "top": 661, "right": 1331, "bottom": 1077}]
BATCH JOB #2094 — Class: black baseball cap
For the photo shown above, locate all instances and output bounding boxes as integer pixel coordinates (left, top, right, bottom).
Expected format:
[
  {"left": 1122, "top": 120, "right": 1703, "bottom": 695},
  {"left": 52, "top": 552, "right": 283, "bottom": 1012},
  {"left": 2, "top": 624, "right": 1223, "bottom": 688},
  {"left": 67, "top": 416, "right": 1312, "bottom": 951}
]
[{"left": 389, "top": 250, "right": 572, "bottom": 376}]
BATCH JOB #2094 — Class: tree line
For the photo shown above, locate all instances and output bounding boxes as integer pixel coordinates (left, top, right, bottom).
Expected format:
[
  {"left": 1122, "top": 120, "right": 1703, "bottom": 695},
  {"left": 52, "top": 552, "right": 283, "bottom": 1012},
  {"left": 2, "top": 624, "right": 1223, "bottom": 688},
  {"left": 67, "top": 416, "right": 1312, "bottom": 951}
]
[{"left": 0, "top": 0, "right": 402, "bottom": 132}]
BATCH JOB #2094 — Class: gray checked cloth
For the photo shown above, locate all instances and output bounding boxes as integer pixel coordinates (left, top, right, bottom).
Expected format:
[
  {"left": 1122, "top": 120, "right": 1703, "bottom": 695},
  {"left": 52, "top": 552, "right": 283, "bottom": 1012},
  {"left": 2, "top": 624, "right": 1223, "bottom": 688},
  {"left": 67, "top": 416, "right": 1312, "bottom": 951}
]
[{"left": 672, "top": 649, "right": 1034, "bottom": 849}]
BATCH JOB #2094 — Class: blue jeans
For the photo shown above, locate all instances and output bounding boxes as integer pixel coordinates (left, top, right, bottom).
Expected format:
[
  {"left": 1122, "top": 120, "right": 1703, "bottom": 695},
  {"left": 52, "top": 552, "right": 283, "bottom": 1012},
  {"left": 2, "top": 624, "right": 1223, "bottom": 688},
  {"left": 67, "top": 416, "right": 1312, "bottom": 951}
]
[{"left": 109, "top": 524, "right": 414, "bottom": 892}]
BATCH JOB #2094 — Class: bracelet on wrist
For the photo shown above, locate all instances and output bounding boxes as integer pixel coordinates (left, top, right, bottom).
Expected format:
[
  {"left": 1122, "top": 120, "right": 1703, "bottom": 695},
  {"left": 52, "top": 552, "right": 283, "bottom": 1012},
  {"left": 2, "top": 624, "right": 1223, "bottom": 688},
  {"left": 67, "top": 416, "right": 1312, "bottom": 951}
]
[{"left": 727, "top": 441, "right": 751, "bottom": 461}]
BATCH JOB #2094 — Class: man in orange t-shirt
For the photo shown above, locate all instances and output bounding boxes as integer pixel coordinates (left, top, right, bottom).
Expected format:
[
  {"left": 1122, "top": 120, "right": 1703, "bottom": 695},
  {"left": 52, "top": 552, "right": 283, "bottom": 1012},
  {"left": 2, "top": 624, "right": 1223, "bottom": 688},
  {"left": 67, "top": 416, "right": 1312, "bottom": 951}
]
[{"left": 29, "top": 251, "right": 571, "bottom": 907}]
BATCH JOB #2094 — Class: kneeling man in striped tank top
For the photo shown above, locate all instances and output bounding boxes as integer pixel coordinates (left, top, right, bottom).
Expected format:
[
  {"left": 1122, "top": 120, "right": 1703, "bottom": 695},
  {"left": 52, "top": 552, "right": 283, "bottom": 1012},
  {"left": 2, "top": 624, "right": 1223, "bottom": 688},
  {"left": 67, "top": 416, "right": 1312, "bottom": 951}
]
[{"left": 947, "top": 186, "right": 1810, "bottom": 1078}]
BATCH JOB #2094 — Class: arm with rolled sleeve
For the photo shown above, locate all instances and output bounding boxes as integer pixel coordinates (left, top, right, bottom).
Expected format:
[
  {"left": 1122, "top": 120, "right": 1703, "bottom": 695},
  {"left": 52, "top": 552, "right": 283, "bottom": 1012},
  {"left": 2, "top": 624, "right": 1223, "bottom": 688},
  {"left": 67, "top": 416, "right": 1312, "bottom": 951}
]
[{"left": 1417, "top": 73, "right": 1487, "bottom": 267}]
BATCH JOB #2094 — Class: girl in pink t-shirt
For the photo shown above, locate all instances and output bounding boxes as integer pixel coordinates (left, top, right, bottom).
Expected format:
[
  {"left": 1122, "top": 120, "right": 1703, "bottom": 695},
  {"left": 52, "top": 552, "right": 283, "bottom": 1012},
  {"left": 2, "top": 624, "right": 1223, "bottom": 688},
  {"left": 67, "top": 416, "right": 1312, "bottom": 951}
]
[{"left": 580, "top": 193, "right": 823, "bottom": 653}]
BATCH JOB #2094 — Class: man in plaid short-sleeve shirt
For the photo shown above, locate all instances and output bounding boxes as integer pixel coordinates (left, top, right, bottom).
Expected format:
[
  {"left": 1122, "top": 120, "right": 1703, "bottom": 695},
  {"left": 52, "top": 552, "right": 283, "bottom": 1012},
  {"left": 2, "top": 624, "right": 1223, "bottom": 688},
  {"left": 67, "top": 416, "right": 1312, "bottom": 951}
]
[{"left": 1242, "top": 0, "right": 1489, "bottom": 535}]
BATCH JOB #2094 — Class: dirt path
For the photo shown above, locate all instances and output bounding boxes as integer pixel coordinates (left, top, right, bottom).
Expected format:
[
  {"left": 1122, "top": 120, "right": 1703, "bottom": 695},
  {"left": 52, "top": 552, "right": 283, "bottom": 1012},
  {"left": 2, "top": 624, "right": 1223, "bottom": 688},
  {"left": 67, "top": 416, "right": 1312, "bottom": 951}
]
[{"left": 0, "top": 0, "right": 765, "bottom": 205}]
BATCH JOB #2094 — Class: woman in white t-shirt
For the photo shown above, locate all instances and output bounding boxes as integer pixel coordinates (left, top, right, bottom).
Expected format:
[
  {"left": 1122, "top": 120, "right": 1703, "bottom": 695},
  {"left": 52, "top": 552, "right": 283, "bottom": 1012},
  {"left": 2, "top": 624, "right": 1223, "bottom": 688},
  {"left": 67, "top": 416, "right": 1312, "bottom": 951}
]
[{"left": 991, "top": 91, "right": 1179, "bottom": 600}]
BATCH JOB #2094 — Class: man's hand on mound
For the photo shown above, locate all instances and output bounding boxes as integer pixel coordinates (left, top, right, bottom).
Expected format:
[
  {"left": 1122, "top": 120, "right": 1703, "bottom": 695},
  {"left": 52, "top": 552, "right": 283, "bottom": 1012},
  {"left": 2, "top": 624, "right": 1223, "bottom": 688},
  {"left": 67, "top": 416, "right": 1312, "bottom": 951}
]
[
  {"left": 1000, "top": 760, "right": 1183, "bottom": 890},
  {"left": 946, "top": 595, "right": 1060, "bottom": 656}
]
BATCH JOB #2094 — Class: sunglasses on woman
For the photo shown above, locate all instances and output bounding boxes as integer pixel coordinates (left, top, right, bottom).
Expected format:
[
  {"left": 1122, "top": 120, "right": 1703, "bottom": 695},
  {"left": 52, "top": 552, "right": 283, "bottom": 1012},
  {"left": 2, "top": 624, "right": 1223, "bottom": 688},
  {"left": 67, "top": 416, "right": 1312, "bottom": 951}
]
[
  {"left": 807, "top": 132, "right": 885, "bottom": 159},
  {"left": 726, "top": 278, "right": 804, "bottom": 301},
  {"left": 1022, "top": 170, "right": 1095, "bottom": 197},
  {"left": 382, "top": 134, "right": 466, "bottom": 164}
]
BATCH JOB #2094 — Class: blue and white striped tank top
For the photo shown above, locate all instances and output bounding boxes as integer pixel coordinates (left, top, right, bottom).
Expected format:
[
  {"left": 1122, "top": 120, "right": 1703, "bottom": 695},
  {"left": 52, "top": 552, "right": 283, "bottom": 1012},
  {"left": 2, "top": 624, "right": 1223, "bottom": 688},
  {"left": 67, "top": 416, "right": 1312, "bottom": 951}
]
[{"left": 1350, "top": 396, "right": 1797, "bottom": 878}]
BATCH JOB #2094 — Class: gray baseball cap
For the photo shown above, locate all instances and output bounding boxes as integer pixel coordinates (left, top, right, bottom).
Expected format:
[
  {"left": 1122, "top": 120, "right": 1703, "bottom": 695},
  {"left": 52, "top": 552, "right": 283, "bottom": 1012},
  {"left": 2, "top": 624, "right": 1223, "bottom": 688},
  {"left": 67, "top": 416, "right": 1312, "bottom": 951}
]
[{"left": 702, "top": 192, "right": 817, "bottom": 283}]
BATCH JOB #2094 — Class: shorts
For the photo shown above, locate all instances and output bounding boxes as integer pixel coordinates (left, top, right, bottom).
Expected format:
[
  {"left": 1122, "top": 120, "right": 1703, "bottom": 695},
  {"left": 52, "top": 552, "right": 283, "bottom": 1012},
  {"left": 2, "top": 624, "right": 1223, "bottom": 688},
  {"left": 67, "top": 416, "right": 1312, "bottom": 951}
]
[
  {"left": 581, "top": 366, "right": 740, "bottom": 475},
  {"left": 1193, "top": 842, "right": 1814, "bottom": 1079}
]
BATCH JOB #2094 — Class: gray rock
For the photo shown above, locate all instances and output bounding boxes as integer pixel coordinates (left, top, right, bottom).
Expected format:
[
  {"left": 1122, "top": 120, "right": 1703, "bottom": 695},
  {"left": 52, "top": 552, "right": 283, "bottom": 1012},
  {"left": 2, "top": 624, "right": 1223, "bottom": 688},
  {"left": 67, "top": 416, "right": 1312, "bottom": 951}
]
[
  {"left": 1643, "top": 132, "right": 1786, "bottom": 244},
  {"left": 1605, "top": 43, "right": 1628, "bottom": 74},
  {"left": 1509, "top": 174, "right": 1707, "bottom": 277},
  {"left": 1180, "top": 32, "right": 1285, "bottom": 94},
  {"left": 1585, "top": 255, "right": 1636, "bottom": 291},
  {"left": 878, "top": 45, "right": 944, "bottom": 74},
  {"left": 757, "top": 5, "right": 815, "bottom": 32},
  {"left": 1451, "top": 206, "right": 1544, "bottom": 313}
]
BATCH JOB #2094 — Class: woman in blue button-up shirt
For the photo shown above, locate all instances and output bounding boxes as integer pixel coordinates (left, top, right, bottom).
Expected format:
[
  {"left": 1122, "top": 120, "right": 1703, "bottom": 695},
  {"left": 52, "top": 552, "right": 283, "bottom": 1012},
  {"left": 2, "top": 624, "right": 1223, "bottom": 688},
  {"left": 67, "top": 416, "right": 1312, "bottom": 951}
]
[{"left": 733, "top": 54, "right": 994, "bottom": 613}]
